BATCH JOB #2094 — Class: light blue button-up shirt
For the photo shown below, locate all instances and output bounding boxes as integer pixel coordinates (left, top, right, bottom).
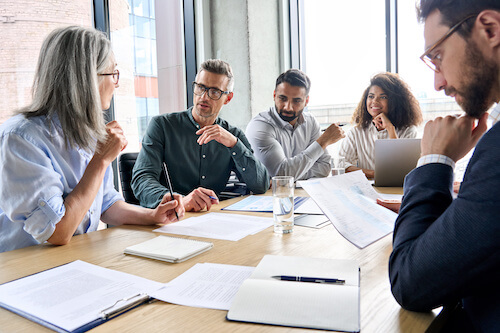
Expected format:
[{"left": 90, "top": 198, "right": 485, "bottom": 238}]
[{"left": 0, "top": 114, "right": 123, "bottom": 252}]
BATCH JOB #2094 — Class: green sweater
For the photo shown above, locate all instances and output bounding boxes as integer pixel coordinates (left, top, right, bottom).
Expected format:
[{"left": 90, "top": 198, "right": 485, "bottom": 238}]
[{"left": 131, "top": 108, "right": 270, "bottom": 208}]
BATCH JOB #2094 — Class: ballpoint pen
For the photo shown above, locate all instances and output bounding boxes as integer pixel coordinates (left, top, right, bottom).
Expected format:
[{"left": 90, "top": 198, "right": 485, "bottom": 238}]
[
  {"left": 271, "top": 275, "right": 345, "bottom": 284},
  {"left": 209, "top": 195, "right": 218, "bottom": 200},
  {"left": 162, "top": 162, "right": 179, "bottom": 221},
  {"left": 321, "top": 122, "right": 347, "bottom": 131}
]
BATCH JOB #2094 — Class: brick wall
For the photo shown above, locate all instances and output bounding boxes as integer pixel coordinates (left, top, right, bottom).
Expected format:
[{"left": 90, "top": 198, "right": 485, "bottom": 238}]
[{"left": 0, "top": 0, "right": 92, "bottom": 124}]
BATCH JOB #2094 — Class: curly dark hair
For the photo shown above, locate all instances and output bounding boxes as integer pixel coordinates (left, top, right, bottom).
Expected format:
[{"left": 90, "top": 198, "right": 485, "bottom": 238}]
[{"left": 352, "top": 72, "right": 423, "bottom": 130}]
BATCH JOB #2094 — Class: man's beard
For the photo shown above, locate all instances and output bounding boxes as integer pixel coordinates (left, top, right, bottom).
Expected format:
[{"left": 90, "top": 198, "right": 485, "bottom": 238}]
[
  {"left": 449, "top": 40, "right": 498, "bottom": 117},
  {"left": 277, "top": 106, "right": 304, "bottom": 122}
]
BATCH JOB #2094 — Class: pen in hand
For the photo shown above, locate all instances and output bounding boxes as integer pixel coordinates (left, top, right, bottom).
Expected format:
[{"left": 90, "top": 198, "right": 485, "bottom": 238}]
[
  {"left": 162, "top": 162, "right": 179, "bottom": 221},
  {"left": 321, "top": 122, "right": 347, "bottom": 132},
  {"left": 272, "top": 275, "right": 345, "bottom": 284}
]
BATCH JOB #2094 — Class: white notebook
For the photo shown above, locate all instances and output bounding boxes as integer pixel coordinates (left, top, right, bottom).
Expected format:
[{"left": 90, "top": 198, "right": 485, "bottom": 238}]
[
  {"left": 227, "top": 255, "right": 360, "bottom": 332},
  {"left": 124, "top": 236, "right": 213, "bottom": 263}
]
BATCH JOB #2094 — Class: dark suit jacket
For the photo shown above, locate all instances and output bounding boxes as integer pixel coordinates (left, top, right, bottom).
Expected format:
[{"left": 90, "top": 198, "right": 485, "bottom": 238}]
[{"left": 389, "top": 122, "right": 500, "bottom": 333}]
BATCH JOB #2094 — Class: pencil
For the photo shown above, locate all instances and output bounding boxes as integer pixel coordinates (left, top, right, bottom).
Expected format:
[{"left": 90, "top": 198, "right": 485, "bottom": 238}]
[{"left": 162, "top": 162, "right": 179, "bottom": 221}]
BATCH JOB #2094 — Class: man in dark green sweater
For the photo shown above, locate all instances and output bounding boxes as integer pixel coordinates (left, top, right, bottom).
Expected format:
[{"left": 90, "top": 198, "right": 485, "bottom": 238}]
[{"left": 132, "top": 59, "right": 269, "bottom": 212}]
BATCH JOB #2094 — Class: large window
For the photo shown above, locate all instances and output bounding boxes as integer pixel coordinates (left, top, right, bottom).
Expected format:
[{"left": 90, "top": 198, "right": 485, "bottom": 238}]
[
  {"left": 108, "top": 0, "right": 159, "bottom": 153},
  {"left": 109, "top": 0, "right": 186, "bottom": 153},
  {"left": 300, "top": 0, "right": 466, "bottom": 130},
  {"left": 301, "top": 0, "right": 387, "bottom": 128}
]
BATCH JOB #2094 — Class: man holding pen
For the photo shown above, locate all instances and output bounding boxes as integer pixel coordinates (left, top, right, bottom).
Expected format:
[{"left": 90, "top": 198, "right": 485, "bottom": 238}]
[
  {"left": 132, "top": 59, "right": 269, "bottom": 212},
  {"left": 246, "top": 69, "right": 345, "bottom": 180}
]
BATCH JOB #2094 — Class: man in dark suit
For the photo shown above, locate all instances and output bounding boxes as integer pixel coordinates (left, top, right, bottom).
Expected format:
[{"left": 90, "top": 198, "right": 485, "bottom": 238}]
[{"left": 388, "top": 1, "right": 500, "bottom": 332}]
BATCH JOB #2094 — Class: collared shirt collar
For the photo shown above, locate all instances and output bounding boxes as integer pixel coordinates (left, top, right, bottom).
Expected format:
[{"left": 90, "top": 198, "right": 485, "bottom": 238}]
[
  {"left": 270, "top": 106, "right": 306, "bottom": 129},
  {"left": 188, "top": 106, "right": 221, "bottom": 130},
  {"left": 489, "top": 103, "right": 500, "bottom": 126}
]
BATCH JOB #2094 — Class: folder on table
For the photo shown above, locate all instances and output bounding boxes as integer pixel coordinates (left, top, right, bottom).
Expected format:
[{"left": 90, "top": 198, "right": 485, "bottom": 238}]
[
  {"left": 0, "top": 260, "right": 164, "bottom": 333},
  {"left": 227, "top": 255, "right": 360, "bottom": 332},
  {"left": 124, "top": 236, "right": 213, "bottom": 263}
]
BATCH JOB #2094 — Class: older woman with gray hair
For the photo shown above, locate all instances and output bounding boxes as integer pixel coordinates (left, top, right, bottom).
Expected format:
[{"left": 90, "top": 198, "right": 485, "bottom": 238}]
[{"left": 0, "top": 26, "right": 184, "bottom": 252}]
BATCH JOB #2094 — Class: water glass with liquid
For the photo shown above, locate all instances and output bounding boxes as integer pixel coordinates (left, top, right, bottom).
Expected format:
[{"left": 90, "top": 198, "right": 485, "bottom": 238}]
[{"left": 272, "top": 176, "right": 294, "bottom": 234}]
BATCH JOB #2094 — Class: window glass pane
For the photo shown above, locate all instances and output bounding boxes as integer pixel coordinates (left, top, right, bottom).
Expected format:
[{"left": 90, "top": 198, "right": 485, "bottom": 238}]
[
  {"left": 134, "top": 16, "right": 151, "bottom": 39},
  {"left": 302, "top": 0, "right": 386, "bottom": 154},
  {"left": 0, "top": 1, "right": 92, "bottom": 126},
  {"left": 397, "top": 0, "right": 462, "bottom": 122},
  {"left": 110, "top": 0, "right": 158, "bottom": 153},
  {"left": 133, "top": 0, "right": 150, "bottom": 17}
]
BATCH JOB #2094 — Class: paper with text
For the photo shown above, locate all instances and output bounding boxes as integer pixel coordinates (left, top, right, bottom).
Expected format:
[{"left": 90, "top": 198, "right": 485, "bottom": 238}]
[
  {"left": 0, "top": 260, "right": 163, "bottom": 332},
  {"left": 300, "top": 171, "right": 397, "bottom": 248},
  {"left": 152, "top": 263, "right": 254, "bottom": 310}
]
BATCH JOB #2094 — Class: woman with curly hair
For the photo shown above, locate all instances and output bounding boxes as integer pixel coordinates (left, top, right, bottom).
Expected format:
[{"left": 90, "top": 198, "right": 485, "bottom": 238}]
[{"left": 339, "top": 72, "right": 423, "bottom": 178}]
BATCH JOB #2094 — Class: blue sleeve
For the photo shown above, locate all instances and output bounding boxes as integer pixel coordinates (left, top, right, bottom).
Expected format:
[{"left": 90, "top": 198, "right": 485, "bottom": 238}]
[
  {"left": 0, "top": 133, "right": 66, "bottom": 243},
  {"left": 101, "top": 165, "right": 124, "bottom": 214}
]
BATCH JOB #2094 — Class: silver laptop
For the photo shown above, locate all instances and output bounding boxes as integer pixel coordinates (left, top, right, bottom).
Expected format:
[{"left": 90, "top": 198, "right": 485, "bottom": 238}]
[{"left": 374, "top": 138, "right": 421, "bottom": 187}]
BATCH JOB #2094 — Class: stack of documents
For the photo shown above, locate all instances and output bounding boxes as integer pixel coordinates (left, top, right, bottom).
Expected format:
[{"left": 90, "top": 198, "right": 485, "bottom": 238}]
[
  {"left": 227, "top": 255, "right": 360, "bottom": 332},
  {"left": 154, "top": 212, "right": 273, "bottom": 241},
  {"left": 0, "top": 261, "right": 164, "bottom": 333}
]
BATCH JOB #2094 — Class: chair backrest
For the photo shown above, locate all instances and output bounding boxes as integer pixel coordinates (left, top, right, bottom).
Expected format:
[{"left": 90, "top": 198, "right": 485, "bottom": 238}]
[{"left": 118, "top": 152, "right": 140, "bottom": 205}]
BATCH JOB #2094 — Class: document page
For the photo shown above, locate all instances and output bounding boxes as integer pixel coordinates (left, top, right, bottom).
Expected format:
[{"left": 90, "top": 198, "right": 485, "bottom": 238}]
[
  {"left": 0, "top": 260, "right": 164, "bottom": 332},
  {"left": 300, "top": 171, "right": 398, "bottom": 248},
  {"left": 227, "top": 255, "right": 360, "bottom": 332},
  {"left": 152, "top": 263, "right": 254, "bottom": 310},
  {"left": 154, "top": 213, "right": 273, "bottom": 241},
  {"left": 222, "top": 196, "right": 308, "bottom": 213}
]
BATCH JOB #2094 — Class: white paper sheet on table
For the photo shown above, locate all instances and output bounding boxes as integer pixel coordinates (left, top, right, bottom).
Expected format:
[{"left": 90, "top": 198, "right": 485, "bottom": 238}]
[
  {"left": 294, "top": 197, "right": 323, "bottom": 215},
  {"left": 299, "top": 171, "right": 398, "bottom": 248},
  {"left": 153, "top": 212, "right": 273, "bottom": 241},
  {"left": 152, "top": 263, "right": 254, "bottom": 310}
]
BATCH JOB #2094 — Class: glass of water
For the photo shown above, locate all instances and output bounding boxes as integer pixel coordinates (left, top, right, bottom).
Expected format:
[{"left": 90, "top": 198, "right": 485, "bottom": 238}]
[
  {"left": 272, "top": 176, "right": 294, "bottom": 234},
  {"left": 331, "top": 156, "right": 345, "bottom": 176}
]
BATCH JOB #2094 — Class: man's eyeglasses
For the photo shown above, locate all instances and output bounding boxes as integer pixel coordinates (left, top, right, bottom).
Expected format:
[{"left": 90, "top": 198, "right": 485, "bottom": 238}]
[
  {"left": 192, "top": 82, "right": 230, "bottom": 100},
  {"left": 420, "top": 14, "right": 476, "bottom": 73},
  {"left": 98, "top": 69, "right": 120, "bottom": 84}
]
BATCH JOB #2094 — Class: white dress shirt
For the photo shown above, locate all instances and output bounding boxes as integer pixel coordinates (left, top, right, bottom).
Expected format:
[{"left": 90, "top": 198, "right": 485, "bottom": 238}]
[{"left": 246, "top": 107, "right": 331, "bottom": 180}]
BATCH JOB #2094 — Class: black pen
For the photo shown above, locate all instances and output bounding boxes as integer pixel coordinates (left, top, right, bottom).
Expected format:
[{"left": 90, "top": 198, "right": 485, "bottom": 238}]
[
  {"left": 321, "top": 122, "right": 347, "bottom": 132},
  {"left": 272, "top": 275, "right": 345, "bottom": 284},
  {"left": 162, "top": 162, "right": 179, "bottom": 221}
]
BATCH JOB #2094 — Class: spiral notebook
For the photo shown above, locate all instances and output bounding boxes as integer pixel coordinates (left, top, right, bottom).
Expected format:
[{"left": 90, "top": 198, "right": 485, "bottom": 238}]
[{"left": 124, "top": 236, "right": 213, "bottom": 263}]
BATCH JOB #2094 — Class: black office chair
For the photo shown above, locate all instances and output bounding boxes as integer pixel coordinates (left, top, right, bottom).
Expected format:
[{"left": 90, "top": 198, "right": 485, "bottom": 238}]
[
  {"left": 118, "top": 153, "right": 248, "bottom": 203},
  {"left": 118, "top": 152, "right": 140, "bottom": 205},
  {"left": 219, "top": 171, "right": 250, "bottom": 201}
]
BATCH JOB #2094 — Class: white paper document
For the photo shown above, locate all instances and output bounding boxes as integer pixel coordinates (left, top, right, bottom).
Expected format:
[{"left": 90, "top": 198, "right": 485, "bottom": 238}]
[
  {"left": 152, "top": 263, "right": 254, "bottom": 310},
  {"left": 294, "top": 197, "right": 323, "bottom": 215},
  {"left": 154, "top": 212, "right": 273, "bottom": 241},
  {"left": 0, "top": 260, "right": 164, "bottom": 333},
  {"left": 299, "top": 171, "right": 398, "bottom": 248},
  {"left": 227, "top": 255, "right": 360, "bottom": 332},
  {"left": 222, "top": 195, "right": 309, "bottom": 213}
]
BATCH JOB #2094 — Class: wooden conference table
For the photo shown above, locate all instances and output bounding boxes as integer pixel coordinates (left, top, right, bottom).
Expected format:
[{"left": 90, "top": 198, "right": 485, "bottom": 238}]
[{"left": 0, "top": 188, "right": 437, "bottom": 332}]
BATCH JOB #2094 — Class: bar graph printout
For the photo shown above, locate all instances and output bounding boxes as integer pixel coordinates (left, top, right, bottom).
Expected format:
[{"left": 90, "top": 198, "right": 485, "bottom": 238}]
[{"left": 299, "top": 171, "right": 398, "bottom": 248}]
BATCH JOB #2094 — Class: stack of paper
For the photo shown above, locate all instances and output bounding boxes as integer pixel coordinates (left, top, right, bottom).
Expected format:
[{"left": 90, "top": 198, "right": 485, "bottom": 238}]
[{"left": 154, "top": 213, "right": 273, "bottom": 241}]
